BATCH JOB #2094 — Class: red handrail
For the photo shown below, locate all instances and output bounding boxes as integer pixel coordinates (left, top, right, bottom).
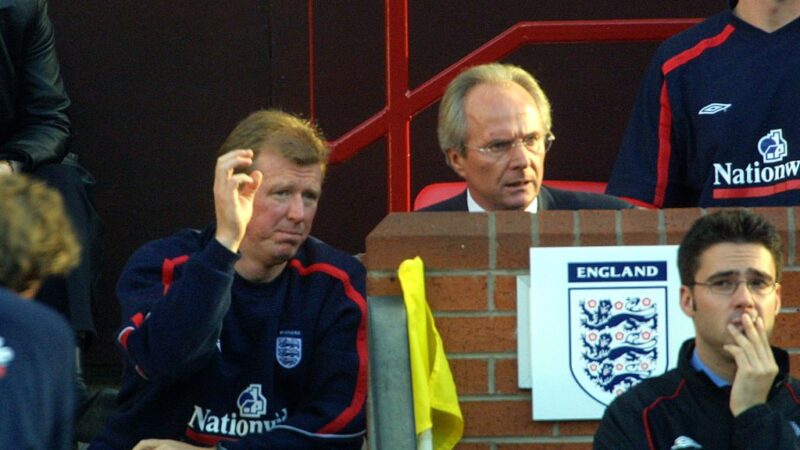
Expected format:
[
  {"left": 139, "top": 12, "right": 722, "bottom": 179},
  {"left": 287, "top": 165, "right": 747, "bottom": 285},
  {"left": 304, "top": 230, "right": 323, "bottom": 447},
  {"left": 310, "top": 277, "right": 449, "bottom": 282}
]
[{"left": 309, "top": 0, "right": 702, "bottom": 212}]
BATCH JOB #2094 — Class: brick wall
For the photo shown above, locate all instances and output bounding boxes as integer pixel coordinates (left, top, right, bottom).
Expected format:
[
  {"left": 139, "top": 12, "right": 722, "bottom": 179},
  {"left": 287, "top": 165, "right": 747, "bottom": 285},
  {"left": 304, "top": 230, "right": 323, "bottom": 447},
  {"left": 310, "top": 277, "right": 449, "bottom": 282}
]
[{"left": 365, "top": 208, "right": 800, "bottom": 450}]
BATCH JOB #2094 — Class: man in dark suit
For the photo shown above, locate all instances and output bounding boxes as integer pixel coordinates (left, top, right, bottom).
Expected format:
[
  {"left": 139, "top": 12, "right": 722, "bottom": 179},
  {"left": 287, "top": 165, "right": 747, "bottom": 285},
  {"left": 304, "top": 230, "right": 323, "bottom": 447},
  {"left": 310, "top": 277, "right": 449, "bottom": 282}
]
[{"left": 421, "top": 63, "right": 631, "bottom": 212}]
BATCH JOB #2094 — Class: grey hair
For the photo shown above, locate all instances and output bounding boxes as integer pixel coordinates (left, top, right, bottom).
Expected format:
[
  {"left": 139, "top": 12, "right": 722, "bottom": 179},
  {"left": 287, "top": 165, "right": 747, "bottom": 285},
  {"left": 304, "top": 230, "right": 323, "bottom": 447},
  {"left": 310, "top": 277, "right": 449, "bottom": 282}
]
[{"left": 437, "top": 63, "right": 552, "bottom": 163}]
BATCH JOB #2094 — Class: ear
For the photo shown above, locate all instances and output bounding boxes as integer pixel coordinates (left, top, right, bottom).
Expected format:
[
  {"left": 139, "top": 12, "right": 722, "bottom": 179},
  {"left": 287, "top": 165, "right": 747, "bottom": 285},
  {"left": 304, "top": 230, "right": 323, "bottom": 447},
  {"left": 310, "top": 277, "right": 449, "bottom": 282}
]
[
  {"left": 679, "top": 285, "right": 695, "bottom": 318},
  {"left": 774, "top": 282, "right": 782, "bottom": 314},
  {"left": 446, "top": 148, "right": 467, "bottom": 179}
]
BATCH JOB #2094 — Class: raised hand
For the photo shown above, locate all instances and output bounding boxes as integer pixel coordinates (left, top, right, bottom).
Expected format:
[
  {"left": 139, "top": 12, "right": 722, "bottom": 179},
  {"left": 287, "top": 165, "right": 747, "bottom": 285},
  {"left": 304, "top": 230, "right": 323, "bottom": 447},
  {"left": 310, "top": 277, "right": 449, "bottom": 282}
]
[
  {"left": 213, "top": 149, "right": 263, "bottom": 252},
  {"left": 723, "top": 314, "right": 779, "bottom": 416}
]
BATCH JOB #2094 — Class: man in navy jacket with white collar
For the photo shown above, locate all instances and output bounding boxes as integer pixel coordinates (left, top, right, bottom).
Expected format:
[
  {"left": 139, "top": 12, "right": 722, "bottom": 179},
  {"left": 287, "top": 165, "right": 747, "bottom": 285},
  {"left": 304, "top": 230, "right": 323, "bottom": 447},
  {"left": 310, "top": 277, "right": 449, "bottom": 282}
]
[{"left": 420, "top": 63, "right": 631, "bottom": 213}]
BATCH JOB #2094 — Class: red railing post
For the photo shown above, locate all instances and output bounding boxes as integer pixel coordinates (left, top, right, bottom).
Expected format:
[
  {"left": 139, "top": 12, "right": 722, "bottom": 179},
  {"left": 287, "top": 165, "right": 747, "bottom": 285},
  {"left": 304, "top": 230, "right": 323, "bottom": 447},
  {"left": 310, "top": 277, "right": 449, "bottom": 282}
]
[{"left": 384, "top": 0, "right": 411, "bottom": 212}]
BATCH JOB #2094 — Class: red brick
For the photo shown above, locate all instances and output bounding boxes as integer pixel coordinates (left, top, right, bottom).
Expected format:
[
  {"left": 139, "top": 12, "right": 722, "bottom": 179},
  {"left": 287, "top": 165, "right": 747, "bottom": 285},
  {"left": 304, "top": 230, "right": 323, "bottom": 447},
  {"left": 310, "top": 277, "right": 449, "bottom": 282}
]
[
  {"left": 620, "top": 209, "right": 660, "bottom": 245},
  {"left": 455, "top": 444, "right": 491, "bottom": 450},
  {"left": 772, "top": 313, "right": 800, "bottom": 350},
  {"left": 367, "top": 274, "right": 401, "bottom": 297},
  {"left": 794, "top": 207, "right": 800, "bottom": 266},
  {"left": 577, "top": 210, "right": 617, "bottom": 246},
  {"left": 537, "top": 210, "right": 575, "bottom": 247},
  {"left": 366, "top": 212, "right": 489, "bottom": 270},
  {"left": 450, "top": 359, "right": 488, "bottom": 395},
  {"left": 663, "top": 208, "right": 702, "bottom": 245},
  {"left": 558, "top": 420, "right": 601, "bottom": 436},
  {"left": 368, "top": 274, "right": 489, "bottom": 311},
  {"left": 426, "top": 276, "right": 489, "bottom": 311},
  {"left": 495, "top": 358, "right": 525, "bottom": 394},
  {"left": 780, "top": 271, "right": 800, "bottom": 309},
  {"left": 496, "top": 211, "right": 534, "bottom": 269},
  {"left": 497, "top": 444, "right": 593, "bottom": 450},
  {"left": 461, "top": 400, "right": 553, "bottom": 436},
  {"left": 436, "top": 316, "right": 517, "bottom": 353},
  {"left": 495, "top": 276, "right": 519, "bottom": 311},
  {"left": 791, "top": 354, "right": 800, "bottom": 380}
]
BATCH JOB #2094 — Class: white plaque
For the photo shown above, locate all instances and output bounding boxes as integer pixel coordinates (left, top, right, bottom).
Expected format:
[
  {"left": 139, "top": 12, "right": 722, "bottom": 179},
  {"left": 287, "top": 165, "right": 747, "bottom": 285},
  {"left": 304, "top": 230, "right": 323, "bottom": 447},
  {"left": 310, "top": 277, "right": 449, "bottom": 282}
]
[{"left": 528, "top": 245, "right": 694, "bottom": 420}]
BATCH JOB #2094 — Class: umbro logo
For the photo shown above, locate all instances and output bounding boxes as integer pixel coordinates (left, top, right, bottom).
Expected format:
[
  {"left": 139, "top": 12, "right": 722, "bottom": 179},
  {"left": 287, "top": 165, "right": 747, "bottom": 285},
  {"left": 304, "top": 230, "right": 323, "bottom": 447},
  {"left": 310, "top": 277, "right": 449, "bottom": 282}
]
[
  {"left": 671, "top": 435, "right": 702, "bottom": 449},
  {"left": 698, "top": 103, "right": 732, "bottom": 115}
]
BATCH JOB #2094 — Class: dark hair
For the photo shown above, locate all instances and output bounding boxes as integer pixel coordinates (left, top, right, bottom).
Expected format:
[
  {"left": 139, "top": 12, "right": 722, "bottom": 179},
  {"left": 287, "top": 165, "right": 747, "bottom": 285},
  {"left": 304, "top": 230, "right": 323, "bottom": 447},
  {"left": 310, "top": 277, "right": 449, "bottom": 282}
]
[{"left": 678, "top": 209, "right": 783, "bottom": 285}]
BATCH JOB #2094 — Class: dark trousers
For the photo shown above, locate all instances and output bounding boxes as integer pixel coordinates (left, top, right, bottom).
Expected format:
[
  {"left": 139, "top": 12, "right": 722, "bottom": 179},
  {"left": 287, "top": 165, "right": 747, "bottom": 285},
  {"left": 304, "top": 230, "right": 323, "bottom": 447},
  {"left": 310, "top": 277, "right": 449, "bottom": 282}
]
[{"left": 32, "top": 156, "right": 103, "bottom": 343}]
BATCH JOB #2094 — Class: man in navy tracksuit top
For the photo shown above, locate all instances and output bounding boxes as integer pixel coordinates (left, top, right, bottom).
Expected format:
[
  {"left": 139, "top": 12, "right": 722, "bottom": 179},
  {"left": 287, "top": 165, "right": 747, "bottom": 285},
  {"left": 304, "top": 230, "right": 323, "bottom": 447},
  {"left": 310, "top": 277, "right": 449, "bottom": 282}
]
[
  {"left": 594, "top": 210, "right": 800, "bottom": 449},
  {"left": 89, "top": 110, "right": 367, "bottom": 450},
  {"left": 606, "top": 0, "right": 800, "bottom": 207},
  {"left": 0, "top": 174, "right": 82, "bottom": 450}
]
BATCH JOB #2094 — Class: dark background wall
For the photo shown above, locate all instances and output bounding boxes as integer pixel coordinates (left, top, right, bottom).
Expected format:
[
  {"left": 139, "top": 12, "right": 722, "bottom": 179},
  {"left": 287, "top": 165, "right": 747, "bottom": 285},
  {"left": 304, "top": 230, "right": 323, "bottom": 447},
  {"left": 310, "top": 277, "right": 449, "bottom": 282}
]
[{"left": 46, "top": 1, "right": 725, "bottom": 367}]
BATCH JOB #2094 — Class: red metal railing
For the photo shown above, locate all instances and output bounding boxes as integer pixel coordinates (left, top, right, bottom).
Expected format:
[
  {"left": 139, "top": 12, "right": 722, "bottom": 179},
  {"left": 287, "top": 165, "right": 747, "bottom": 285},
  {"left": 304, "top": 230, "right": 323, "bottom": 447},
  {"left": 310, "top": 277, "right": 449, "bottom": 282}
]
[{"left": 309, "top": 0, "right": 702, "bottom": 212}]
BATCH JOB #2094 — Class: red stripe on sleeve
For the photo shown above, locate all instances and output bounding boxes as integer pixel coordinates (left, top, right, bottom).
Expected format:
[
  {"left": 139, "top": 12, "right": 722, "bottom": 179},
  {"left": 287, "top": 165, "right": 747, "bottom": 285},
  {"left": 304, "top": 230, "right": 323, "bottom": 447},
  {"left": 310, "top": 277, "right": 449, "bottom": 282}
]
[
  {"left": 662, "top": 25, "right": 735, "bottom": 75},
  {"left": 654, "top": 83, "right": 673, "bottom": 207},
  {"left": 289, "top": 259, "right": 368, "bottom": 435},
  {"left": 162, "top": 255, "right": 190, "bottom": 295}
]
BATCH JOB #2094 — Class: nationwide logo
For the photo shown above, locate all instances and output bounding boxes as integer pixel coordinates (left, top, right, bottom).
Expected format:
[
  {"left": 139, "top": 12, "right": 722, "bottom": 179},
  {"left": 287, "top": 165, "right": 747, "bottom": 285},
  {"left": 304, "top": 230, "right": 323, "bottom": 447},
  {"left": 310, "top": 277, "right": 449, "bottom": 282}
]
[
  {"left": 238, "top": 384, "right": 267, "bottom": 418},
  {"left": 276, "top": 330, "right": 302, "bottom": 369},
  {"left": 187, "top": 406, "right": 288, "bottom": 438},
  {"left": 712, "top": 129, "right": 800, "bottom": 199},
  {"left": 186, "top": 384, "right": 288, "bottom": 439},
  {"left": 698, "top": 103, "right": 731, "bottom": 115},
  {"left": 759, "top": 129, "right": 788, "bottom": 163},
  {"left": 0, "top": 337, "right": 14, "bottom": 378}
]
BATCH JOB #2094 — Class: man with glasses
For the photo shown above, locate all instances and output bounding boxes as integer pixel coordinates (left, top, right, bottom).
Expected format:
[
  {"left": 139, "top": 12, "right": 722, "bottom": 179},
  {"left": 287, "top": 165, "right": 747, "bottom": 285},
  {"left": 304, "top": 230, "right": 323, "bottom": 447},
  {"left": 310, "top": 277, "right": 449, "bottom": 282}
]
[
  {"left": 420, "top": 62, "right": 631, "bottom": 212},
  {"left": 594, "top": 209, "right": 800, "bottom": 449}
]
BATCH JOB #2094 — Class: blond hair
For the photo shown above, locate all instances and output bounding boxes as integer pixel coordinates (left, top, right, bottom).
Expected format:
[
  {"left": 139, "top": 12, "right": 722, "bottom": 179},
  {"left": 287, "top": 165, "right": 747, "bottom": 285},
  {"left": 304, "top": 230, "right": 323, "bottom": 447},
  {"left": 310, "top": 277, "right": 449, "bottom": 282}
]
[
  {"left": 218, "top": 109, "right": 330, "bottom": 176},
  {"left": 0, "top": 174, "right": 80, "bottom": 293}
]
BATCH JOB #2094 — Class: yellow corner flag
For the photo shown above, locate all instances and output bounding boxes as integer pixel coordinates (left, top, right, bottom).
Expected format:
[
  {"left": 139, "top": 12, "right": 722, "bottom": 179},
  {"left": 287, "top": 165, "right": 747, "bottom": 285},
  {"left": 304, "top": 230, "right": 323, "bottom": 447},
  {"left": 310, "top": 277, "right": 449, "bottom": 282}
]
[{"left": 398, "top": 257, "right": 464, "bottom": 450}]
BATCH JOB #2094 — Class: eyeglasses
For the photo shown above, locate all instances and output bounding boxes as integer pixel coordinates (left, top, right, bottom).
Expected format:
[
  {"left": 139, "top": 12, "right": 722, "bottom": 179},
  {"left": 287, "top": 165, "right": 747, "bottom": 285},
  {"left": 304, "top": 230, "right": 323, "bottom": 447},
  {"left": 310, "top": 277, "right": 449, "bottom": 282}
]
[
  {"left": 464, "top": 133, "right": 555, "bottom": 156},
  {"left": 690, "top": 278, "right": 779, "bottom": 296}
]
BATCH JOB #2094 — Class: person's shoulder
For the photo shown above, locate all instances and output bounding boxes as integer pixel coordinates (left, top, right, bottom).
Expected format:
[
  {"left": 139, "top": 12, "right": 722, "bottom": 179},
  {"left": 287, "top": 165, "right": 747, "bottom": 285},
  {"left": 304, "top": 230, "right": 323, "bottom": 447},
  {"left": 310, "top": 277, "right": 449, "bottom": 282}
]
[
  {"left": 607, "top": 368, "right": 684, "bottom": 412},
  {"left": 296, "top": 236, "right": 365, "bottom": 276},
  {"left": 128, "top": 226, "right": 211, "bottom": 263},
  {"left": 0, "top": 288, "right": 74, "bottom": 349},
  {"left": 542, "top": 186, "right": 633, "bottom": 210},
  {"left": 655, "top": 11, "right": 733, "bottom": 60}
]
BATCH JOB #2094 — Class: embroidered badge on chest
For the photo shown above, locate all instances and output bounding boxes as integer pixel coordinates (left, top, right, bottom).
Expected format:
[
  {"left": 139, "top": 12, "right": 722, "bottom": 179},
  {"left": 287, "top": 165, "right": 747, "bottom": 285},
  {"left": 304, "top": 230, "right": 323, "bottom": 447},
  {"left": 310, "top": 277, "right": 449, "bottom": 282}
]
[{"left": 276, "top": 330, "right": 302, "bottom": 369}]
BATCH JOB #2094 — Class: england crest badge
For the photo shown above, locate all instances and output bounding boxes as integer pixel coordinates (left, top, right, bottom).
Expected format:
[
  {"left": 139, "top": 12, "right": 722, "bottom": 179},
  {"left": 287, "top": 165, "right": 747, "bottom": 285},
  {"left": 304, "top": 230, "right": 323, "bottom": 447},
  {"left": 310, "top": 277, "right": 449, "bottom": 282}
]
[
  {"left": 276, "top": 330, "right": 302, "bottom": 369},
  {"left": 568, "top": 287, "right": 668, "bottom": 406}
]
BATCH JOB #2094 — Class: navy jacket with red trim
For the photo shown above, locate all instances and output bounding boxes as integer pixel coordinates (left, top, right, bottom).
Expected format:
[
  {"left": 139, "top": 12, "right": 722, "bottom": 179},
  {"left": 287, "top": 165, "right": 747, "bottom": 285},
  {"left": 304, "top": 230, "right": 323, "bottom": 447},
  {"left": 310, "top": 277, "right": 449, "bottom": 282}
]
[
  {"left": 594, "top": 339, "right": 800, "bottom": 450},
  {"left": 606, "top": 11, "right": 800, "bottom": 207},
  {"left": 89, "top": 225, "right": 367, "bottom": 449}
]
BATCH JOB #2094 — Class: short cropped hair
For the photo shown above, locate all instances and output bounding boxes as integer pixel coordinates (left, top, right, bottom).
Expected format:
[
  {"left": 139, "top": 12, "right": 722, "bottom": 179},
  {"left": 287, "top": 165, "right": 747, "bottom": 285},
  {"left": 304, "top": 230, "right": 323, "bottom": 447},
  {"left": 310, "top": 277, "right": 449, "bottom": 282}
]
[
  {"left": 0, "top": 174, "right": 80, "bottom": 293},
  {"left": 437, "top": 63, "right": 552, "bottom": 161},
  {"left": 678, "top": 209, "right": 783, "bottom": 284},
  {"left": 217, "top": 109, "right": 330, "bottom": 176}
]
